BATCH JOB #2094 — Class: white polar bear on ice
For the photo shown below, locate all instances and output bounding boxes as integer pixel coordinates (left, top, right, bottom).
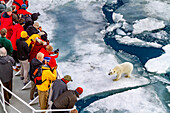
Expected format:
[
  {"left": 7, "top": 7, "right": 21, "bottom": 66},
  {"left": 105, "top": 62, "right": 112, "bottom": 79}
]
[{"left": 108, "top": 62, "right": 133, "bottom": 81}]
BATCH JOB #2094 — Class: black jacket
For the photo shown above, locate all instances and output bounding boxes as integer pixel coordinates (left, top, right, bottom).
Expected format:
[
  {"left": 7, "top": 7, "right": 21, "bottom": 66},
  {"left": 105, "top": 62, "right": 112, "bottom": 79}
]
[
  {"left": 0, "top": 55, "right": 14, "bottom": 83},
  {"left": 26, "top": 25, "right": 39, "bottom": 36},
  {"left": 29, "top": 58, "right": 42, "bottom": 81},
  {"left": 16, "top": 38, "right": 32, "bottom": 60}
]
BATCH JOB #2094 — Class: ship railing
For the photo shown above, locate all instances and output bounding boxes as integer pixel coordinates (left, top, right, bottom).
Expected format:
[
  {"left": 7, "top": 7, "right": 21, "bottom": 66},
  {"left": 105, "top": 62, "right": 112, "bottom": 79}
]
[{"left": 0, "top": 80, "right": 74, "bottom": 113}]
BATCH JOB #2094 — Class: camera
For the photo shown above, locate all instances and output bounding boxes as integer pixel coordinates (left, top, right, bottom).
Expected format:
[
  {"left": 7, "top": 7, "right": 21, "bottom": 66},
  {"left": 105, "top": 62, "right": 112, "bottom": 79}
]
[{"left": 54, "top": 49, "right": 59, "bottom": 54}]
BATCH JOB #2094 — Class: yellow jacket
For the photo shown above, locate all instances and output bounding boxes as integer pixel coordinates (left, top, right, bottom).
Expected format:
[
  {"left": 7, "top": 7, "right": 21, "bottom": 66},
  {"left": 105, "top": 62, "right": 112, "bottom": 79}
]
[
  {"left": 36, "top": 66, "right": 57, "bottom": 91},
  {"left": 25, "top": 34, "right": 41, "bottom": 47}
]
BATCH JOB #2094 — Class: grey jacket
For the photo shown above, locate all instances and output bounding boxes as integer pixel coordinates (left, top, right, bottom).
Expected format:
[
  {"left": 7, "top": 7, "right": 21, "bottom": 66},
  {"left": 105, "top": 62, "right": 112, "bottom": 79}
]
[
  {"left": 53, "top": 90, "right": 78, "bottom": 109},
  {"left": 0, "top": 56, "right": 14, "bottom": 83},
  {"left": 51, "top": 79, "right": 68, "bottom": 102}
]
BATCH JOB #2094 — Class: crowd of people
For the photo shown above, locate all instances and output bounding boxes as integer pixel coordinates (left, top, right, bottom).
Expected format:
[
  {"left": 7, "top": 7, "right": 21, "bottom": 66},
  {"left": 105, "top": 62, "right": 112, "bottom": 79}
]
[{"left": 0, "top": 0, "right": 83, "bottom": 113}]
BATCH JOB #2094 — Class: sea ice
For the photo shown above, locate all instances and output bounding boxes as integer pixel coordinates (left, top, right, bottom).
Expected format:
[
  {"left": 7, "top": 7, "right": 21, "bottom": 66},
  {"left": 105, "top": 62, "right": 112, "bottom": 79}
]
[
  {"left": 133, "top": 18, "right": 165, "bottom": 34},
  {"left": 145, "top": 44, "right": 170, "bottom": 74}
]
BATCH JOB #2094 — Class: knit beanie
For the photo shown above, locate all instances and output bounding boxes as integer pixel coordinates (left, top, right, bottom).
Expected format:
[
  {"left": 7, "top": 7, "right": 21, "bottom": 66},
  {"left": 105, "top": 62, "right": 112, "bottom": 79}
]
[
  {"left": 21, "top": 4, "right": 27, "bottom": 10},
  {"left": 21, "top": 31, "right": 28, "bottom": 38},
  {"left": 75, "top": 87, "right": 83, "bottom": 95},
  {"left": 48, "top": 58, "right": 57, "bottom": 68}
]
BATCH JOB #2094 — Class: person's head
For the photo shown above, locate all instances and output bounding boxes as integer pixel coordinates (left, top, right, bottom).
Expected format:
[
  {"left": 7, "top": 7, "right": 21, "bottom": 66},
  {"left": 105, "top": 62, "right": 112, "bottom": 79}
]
[
  {"left": 21, "top": 31, "right": 29, "bottom": 39},
  {"left": 41, "top": 31, "right": 48, "bottom": 41},
  {"left": 0, "top": 47, "right": 7, "bottom": 56},
  {"left": 1, "top": 28, "right": 7, "bottom": 37},
  {"left": 33, "top": 22, "right": 39, "bottom": 29},
  {"left": 48, "top": 58, "right": 57, "bottom": 68},
  {"left": 18, "top": 18, "right": 25, "bottom": 26},
  {"left": 6, "top": 7, "right": 12, "bottom": 16},
  {"left": 70, "top": 109, "right": 78, "bottom": 113},
  {"left": 75, "top": 87, "right": 83, "bottom": 97},
  {"left": 36, "top": 52, "right": 44, "bottom": 62},
  {"left": 46, "top": 45, "right": 53, "bottom": 53},
  {"left": 31, "top": 12, "right": 40, "bottom": 21},
  {"left": 11, "top": 5, "right": 16, "bottom": 12},
  {"left": 12, "top": 13, "right": 18, "bottom": 23},
  {"left": 63, "top": 75, "right": 73, "bottom": 83},
  {"left": 21, "top": 4, "right": 27, "bottom": 10}
]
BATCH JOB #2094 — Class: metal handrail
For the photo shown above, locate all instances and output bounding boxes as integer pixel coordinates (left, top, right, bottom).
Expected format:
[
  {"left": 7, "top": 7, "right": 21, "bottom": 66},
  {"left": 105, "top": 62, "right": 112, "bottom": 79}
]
[{"left": 0, "top": 80, "right": 74, "bottom": 113}]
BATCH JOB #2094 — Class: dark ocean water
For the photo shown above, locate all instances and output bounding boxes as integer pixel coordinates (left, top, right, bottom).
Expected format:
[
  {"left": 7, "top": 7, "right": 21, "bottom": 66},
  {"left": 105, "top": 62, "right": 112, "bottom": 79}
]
[{"left": 102, "top": 0, "right": 167, "bottom": 65}]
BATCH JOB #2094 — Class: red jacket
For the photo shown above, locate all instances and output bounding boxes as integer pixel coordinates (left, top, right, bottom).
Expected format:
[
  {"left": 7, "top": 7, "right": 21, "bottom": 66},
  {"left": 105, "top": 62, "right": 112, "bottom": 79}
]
[
  {"left": 12, "top": 0, "right": 29, "bottom": 11},
  {"left": 28, "top": 41, "right": 45, "bottom": 62},
  {"left": 0, "top": 12, "right": 13, "bottom": 40},
  {"left": 39, "top": 48, "right": 59, "bottom": 59},
  {"left": 10, "top": 24, "right": 24, "bottom": 51},
  {"left": 17, "top": 9, "right": 32, "bottom": 15}
]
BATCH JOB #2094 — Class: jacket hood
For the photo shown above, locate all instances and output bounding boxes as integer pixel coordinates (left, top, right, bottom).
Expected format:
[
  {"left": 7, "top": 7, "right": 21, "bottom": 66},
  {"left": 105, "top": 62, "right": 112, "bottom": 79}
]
[{"left": 0, "top": 56, "right": 10, "bottom": 64}]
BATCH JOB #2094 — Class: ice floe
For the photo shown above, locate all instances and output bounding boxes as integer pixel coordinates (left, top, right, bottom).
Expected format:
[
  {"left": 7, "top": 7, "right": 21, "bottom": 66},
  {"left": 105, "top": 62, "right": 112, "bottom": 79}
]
[
  {"left": 133, "top": 18, "right": 165, "bottom": 34},
  {"left": 115, "top": 36, "right": 162, "bottom": 48},
  {"left": 84, "top": 87, "right": 166, "bottom": 113},
  {"left": 145, "top": 44, "right": 170, "bottom": 74}
]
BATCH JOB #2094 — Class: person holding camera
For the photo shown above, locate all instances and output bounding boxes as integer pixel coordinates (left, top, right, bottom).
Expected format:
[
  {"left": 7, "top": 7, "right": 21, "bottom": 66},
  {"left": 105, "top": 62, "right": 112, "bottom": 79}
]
[
  {"left": 39, "top": 45, "right": 59, "bottom": 59},
  {"left": 36, "top": 58, "right": 57, "bottom": 112}
]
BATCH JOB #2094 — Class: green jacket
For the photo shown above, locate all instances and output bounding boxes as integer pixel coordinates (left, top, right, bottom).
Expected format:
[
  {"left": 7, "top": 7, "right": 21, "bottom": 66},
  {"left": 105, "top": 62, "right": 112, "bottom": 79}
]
[{"left": 0, "top": 37, "right": 13, "bottom": 56}]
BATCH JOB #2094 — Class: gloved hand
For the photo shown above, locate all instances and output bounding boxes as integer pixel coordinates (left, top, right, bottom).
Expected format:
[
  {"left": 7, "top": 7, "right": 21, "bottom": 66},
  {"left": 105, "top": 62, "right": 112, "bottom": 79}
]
[
  {"left": 54, "top": 49, "right": 59, "bottom": 54},
  {"left": 30, "top": 39, "right": 34, "bottom": 45}
]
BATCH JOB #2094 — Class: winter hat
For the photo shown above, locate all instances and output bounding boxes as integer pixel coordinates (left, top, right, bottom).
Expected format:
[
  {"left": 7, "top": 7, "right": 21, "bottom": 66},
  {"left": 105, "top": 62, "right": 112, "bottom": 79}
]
[
  {"left": 75, "top": 87, "right": 83, "bottom": 95},
  {"left": 48, "top": 58, "right": 57, "bottom": 67},
  {"left": 6, "top": 7, "right": 12, "bottom": 12},
  {"left": 1, "top": 28, "right": 7, "bottom": 36},
  {"left": 21, "top": 4, "right": 27, "bottom": 10},
  {"left": 31, "top": 12, "right": 40, "bottom": 21},
  {"left": 44, "top": 57, "right": 51, "bottom": 62},
  {"left": 64, "top": 75, "right": 73, "bottom": 81},
  {"left": 21, "top": 31, "right": 28, "bottom": 38},
  {"left": 33, "top": 22, "right": 39, "bottom": 29}
]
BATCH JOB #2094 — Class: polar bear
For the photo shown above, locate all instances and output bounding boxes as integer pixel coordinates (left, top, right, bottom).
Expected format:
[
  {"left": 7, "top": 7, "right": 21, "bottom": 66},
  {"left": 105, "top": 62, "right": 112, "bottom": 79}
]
[{"left": 108, "top": 62, "right": 133, "bottom": 81}]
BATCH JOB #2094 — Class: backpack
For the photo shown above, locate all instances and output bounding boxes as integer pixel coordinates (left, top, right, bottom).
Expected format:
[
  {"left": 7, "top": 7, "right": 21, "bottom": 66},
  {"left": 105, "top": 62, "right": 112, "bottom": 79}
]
[{"left": 32, "top": 67, "right": 46, "bottom": 85}]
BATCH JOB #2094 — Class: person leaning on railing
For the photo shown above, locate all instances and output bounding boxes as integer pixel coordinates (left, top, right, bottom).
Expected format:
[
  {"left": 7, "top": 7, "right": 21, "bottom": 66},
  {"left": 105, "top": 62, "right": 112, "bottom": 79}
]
[
  {"left": 0, "top": 47, "right": 15, "bottom": 104},
  {"left": 51, "top": 87, "right": 83, "bottom": 113},
  {"left": 36, "top": 58, "right": 57, "bottom": 113}
]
